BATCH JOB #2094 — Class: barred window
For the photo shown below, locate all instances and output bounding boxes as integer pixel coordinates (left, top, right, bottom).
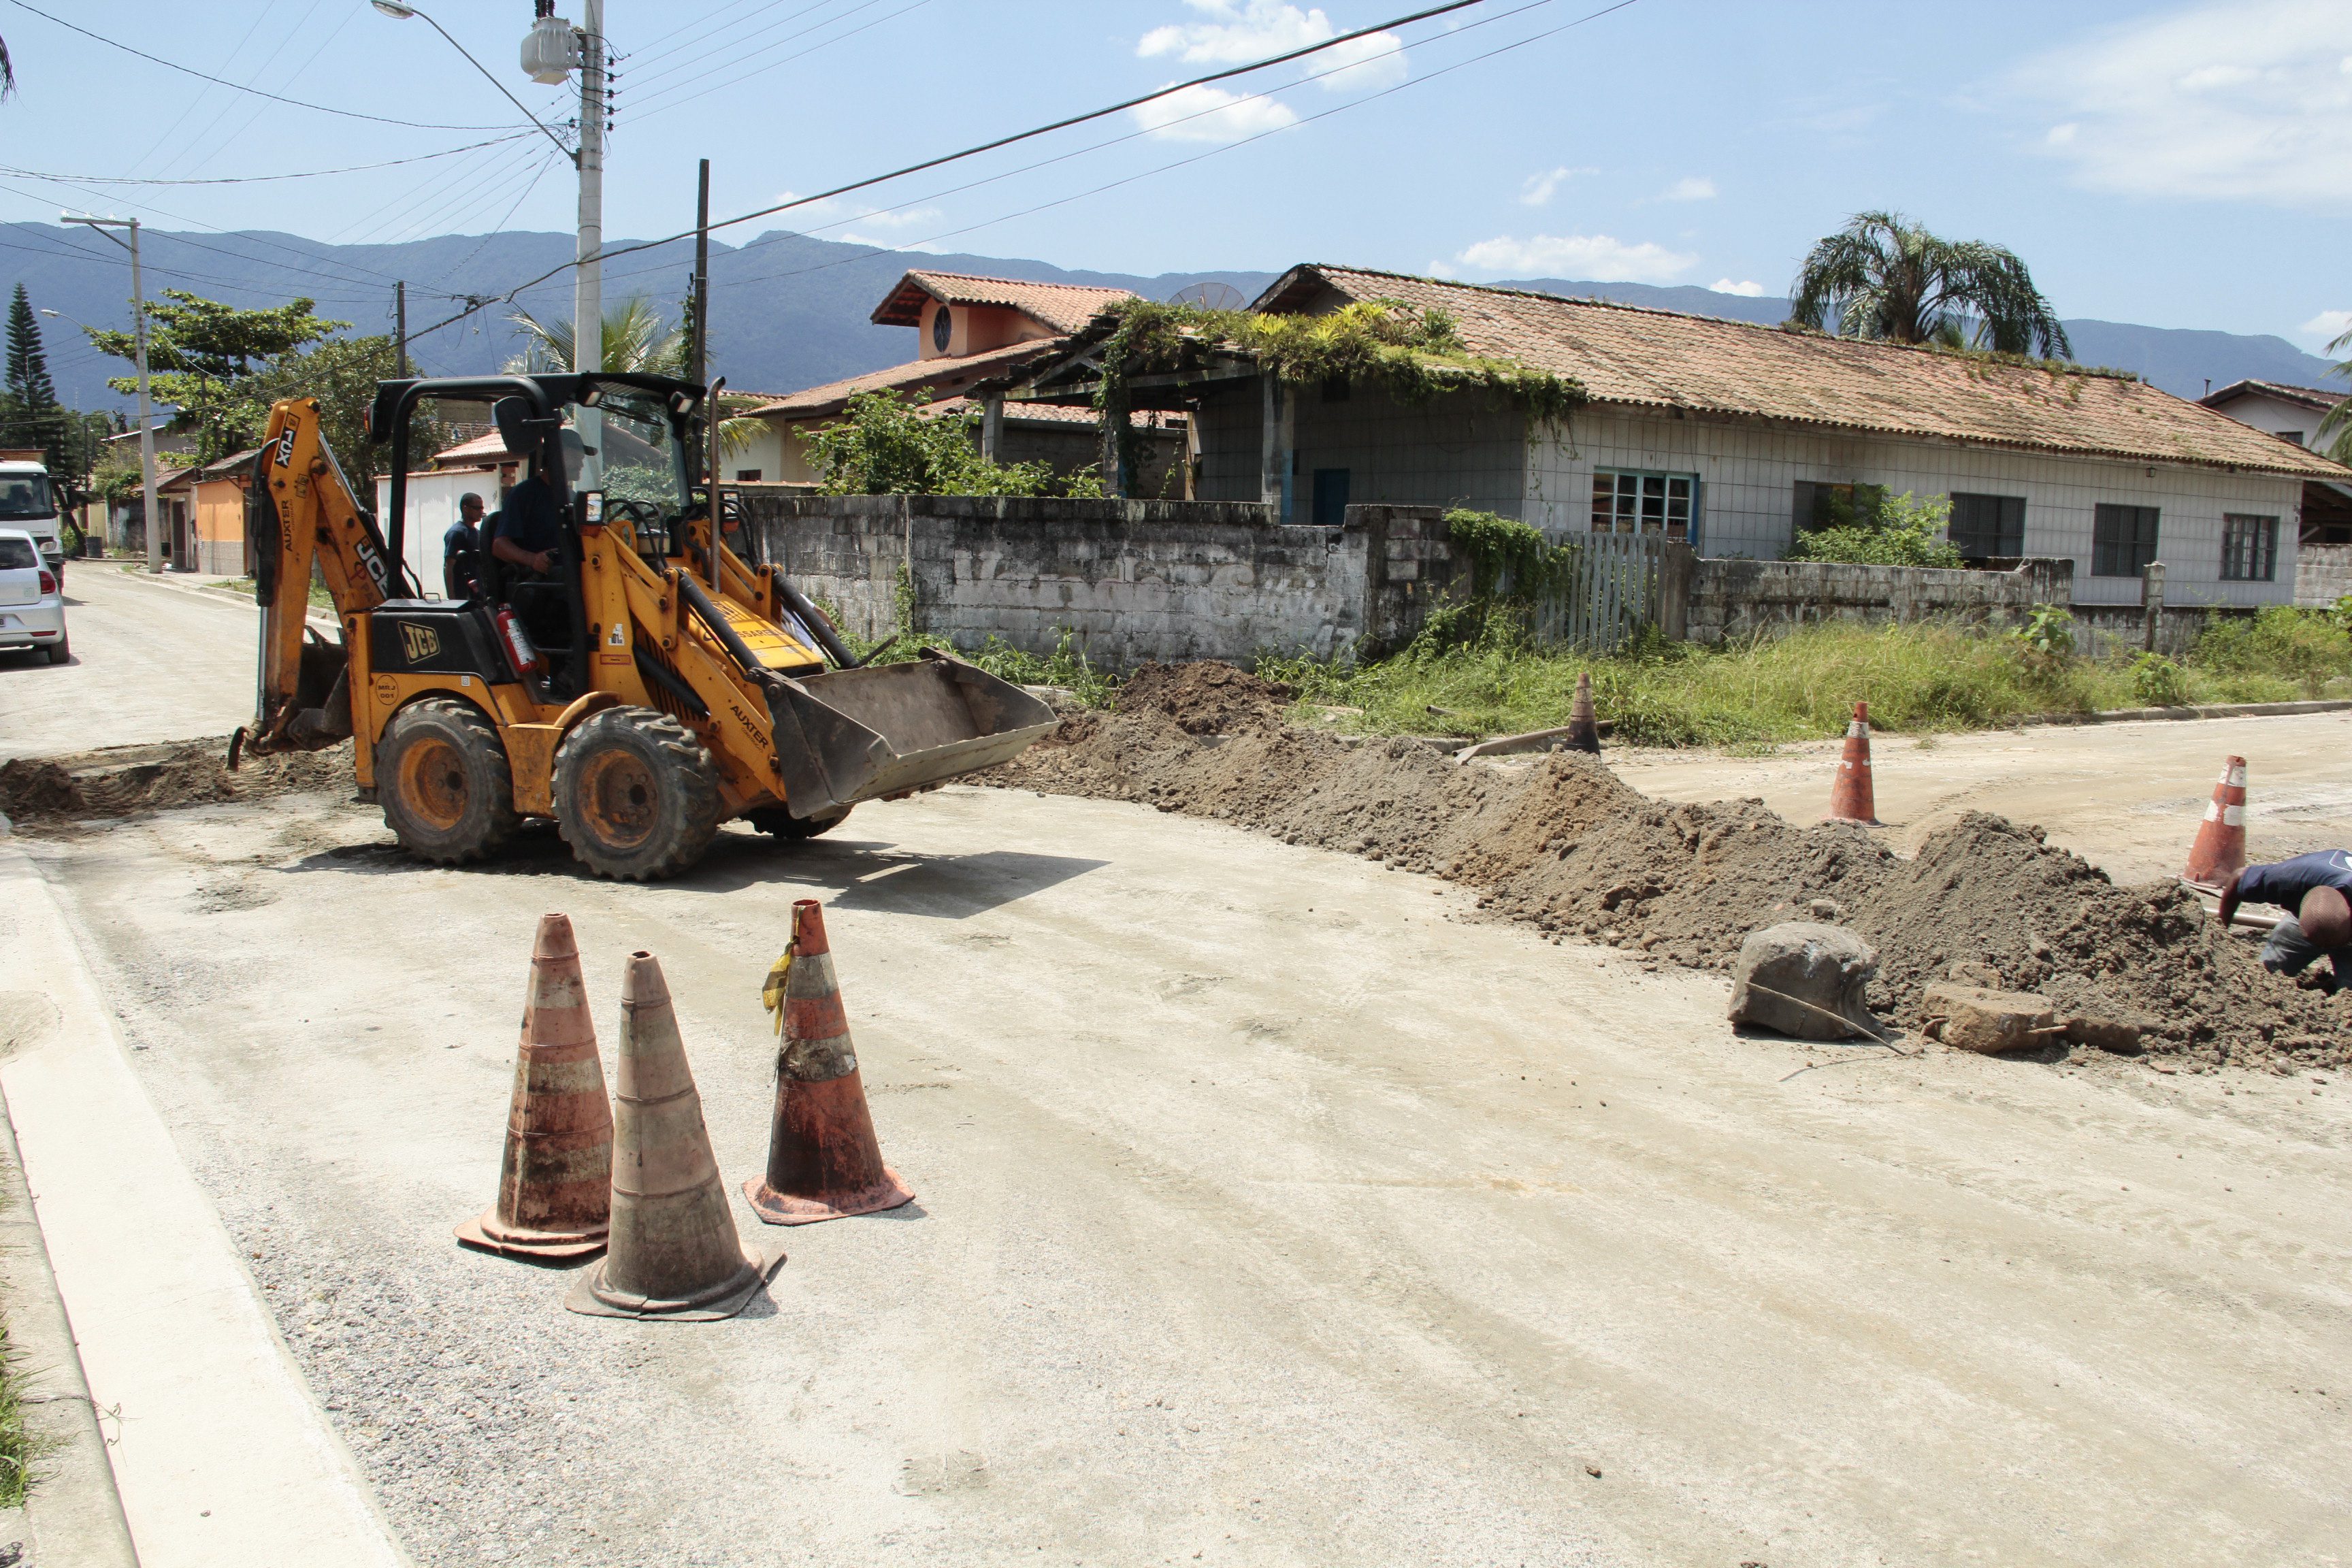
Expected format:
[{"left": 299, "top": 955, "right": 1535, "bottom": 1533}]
[
  {"left": 1592, "top": 470, "right": 1697, "bottom": 542},
  {"left": 2221, "top": 514, "right": 2278, "bottom": 581},
  {"left": 2091, "top": 503, "right": 2160, "bottom": 577},
  {"left": 1948, "top": 492, "right": 2025, "bottom": 557}
]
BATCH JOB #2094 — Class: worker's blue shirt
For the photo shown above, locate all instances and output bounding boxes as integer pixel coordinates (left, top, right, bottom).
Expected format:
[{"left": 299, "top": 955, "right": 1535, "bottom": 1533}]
[
  {"left": 442, "top": 521, "right": 479, "bottom": 557},
  {"left": 2237, "top": 850, "right": 2352, "bottom": 911},
  {"left": 493, "top": 476, "right": 566, "bottom": 556}
]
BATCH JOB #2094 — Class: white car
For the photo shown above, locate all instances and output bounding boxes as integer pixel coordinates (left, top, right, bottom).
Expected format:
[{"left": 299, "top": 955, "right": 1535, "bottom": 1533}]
[{"left": 0, "top": 527, "right": 69, "bottom": 664}]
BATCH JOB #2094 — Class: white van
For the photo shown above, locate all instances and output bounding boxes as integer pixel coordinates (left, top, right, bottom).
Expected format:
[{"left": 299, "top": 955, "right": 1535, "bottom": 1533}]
[{"left": 0, "top": 459, "right": 65, "bottom": 581}]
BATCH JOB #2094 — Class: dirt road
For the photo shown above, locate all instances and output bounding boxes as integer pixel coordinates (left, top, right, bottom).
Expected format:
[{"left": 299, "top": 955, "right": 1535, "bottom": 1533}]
[
  {"left": 1612, "top": 712, "right": 2352, "bottom": 885},
  {"left": 22, "top": 784, "right": 2351, "bottom": 1568},
  {"left": 0, "top": 566, "right": 259, "bottom": 762}
]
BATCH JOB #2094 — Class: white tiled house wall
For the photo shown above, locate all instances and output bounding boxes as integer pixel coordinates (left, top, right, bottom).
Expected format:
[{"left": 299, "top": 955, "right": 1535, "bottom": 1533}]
[{"left": 1522, "top": 408, "right": 2304, "bottom": 608}]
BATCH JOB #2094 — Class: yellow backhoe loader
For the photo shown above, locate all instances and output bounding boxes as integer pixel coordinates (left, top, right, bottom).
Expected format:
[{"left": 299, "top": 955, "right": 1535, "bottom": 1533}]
[{"left": 234, "top": 372, "right": 1053, "bottom": 879}]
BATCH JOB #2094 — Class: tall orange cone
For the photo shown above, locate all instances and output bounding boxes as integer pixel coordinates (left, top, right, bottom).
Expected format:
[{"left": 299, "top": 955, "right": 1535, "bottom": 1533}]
[
  {"left": 1564, "top": 672, "right": 1601, "bottom": 755},
  {"left": 1826, "top": 701, "right": 1880, "bottom": 825},
  {"left": 745, "top": 900, "right": 915, "bottom": 1226},
  {"left": 2182, "top": 755, "right": 2249, "bottom": 891},
  {"left": 457, "top": 913, "right": 612, "bottom": 1262},
  {"left": 566, "top": 951, "right": 783, "bottom": 1321}
]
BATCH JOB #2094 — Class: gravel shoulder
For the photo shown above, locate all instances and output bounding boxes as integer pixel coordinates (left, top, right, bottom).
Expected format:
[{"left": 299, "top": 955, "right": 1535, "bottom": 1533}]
[{"left": 19, "top": 783, "right": 2352, "bottom": 1568}]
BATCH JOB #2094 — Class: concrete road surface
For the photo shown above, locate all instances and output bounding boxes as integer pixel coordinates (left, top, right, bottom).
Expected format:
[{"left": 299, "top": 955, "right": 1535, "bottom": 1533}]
[
  {"left": 20, "top": 786, "right": 2352, "bottom": 1568},
  {"left": 1612, "top": 711, "right": 2352, "bottom": 885},
  {"left": 0, "top": 566, "right": 260, "bottom": 761}
]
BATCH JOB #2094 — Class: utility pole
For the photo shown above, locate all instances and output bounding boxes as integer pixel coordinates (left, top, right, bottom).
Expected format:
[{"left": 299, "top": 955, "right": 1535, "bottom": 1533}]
[
  {"left": 689, "top": 157, "right": 710, "bottom": 389},
  {"left": 573, "top": 0, "right": 606, "bottom": 485},
  {"left": 63, "top": 213, "right": 158, "bottom": 574},
  {"left": 395, "top": 280, "right": 410, "bottom": 378}
]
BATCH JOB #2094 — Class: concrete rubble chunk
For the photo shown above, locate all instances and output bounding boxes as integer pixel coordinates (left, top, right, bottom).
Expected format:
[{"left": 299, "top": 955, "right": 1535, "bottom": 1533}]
[
  {"left": 1727, "top": 921, "right": 1880, "bottom": 1040},
  {"left": 1923, "top": 982, "right": 2058, "bottom": 1054}
]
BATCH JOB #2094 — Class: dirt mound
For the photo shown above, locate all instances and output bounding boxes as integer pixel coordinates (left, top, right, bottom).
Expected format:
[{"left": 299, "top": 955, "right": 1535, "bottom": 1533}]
[
  {"left": 1116, "top": 661, "right": 1293, "bottom": 735},
  {"left": 0, "top": 737, "right": 355, "bottom": 828},
  {"left": 992, "top": 661, "right": 2347, "bottom": 1069}
]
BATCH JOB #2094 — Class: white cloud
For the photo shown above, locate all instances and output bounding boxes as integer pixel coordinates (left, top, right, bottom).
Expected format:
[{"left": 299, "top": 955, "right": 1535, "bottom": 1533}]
[
  {"left": 1712, "top": 278, "right": 1766, "bottom": 297},
  {"left": 2014, "top": 0, "right": 2352, "bottom": 205},
  {"left": 1452, "top": 233, "right": 1697, "bottom": 284},
  {"left": 1129, "top": 82, "right": 1299, "bottom": 143},
  {"left": 2298, "top": 308, "right": 2352, "bottom": 347},
  {"left": 1139, "top": 3, "right": 1405, "bottom": 92},
  {"left": 1659, "top": 176, "right": 1716, "bottom": 201},
  {"left": 1518, "top": 165, "right": 1593, "bottom": 206}
]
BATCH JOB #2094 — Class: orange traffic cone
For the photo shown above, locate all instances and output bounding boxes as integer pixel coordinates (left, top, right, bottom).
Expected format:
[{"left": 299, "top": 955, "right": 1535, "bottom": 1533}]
[
  {"left": 566, "top": 951, "right": 782, "bottom": 1321},
  {"left": 2182, "top": 755, "right": 2249, "bottom": 892},
  {"left": 1826, "top": 701, "right": 1880, "bottom": 825},
  {"left": 457, "top": 913, "right": 612, "bottom": 1262},
  {"left": 745, "top": 900, "right": 915, "bottom": 1226},
  {"left": 1564, "top": 672, "right": 1601, "bottom": 755}
]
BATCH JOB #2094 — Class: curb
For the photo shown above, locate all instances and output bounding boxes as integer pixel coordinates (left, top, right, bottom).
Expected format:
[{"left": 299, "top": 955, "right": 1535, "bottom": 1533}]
[
  {"left": 0, "top": 845, "right": 412, "bottom": 1568},
  {"left": 2023, "top": 698, "right": 2352, "bottom": 727},
  {"left": 0, "top": 1082, "right": 139, "bottom": 1567}
]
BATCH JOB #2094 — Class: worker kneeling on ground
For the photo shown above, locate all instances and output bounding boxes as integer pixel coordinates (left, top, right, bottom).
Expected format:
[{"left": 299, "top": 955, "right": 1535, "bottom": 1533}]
[{"left": 2219, "top": 850, "right": 2352, "bottom": 993}]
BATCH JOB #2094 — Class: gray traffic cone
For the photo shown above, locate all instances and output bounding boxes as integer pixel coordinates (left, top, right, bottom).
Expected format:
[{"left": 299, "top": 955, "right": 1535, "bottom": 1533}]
[{"left": 566, "top": 951, "right": 782, "bottom": 1321}]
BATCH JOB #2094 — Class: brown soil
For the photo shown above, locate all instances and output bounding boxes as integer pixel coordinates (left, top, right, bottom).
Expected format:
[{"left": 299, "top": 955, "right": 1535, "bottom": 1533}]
[
  {"left": 0, "top": 737, "right": 355, "bottom": 830},
  {"left": 994, "top": 664, "right": 2346, "bottom": 1069}
]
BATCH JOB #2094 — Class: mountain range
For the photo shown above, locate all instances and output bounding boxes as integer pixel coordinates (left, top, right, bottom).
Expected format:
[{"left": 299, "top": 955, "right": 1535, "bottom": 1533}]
[{"left": 3, "top": 221, "right": 2336, "bottom": 410}]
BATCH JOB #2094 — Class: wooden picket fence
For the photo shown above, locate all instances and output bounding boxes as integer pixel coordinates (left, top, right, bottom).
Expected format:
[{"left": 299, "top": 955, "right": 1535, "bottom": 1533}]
[{"left": 1517, "top": 532, "right": 1687, "bottom": 653}]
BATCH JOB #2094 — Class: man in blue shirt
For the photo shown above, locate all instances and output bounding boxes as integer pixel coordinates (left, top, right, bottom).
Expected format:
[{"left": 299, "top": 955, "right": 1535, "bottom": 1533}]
[
  {"left": 2219, "top": 850, "right": 2352, "bottom": 992},
  {"left": 440, "top": 491, "right": 484, "bottom": 600}
]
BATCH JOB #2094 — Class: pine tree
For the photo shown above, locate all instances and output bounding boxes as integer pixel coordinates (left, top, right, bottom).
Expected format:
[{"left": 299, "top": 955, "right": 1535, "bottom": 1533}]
[{"left": 3, "top": 283, "right": 65, "bottom": 468}]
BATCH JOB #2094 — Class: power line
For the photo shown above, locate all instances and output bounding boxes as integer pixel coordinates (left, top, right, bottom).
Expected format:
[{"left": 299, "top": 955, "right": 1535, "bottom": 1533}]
[
  {"left": 0, "top": 135, "right": 536, "bottom": 186},
  {"left": 619, "top": 0, "right": 892, "bottom": 100},
  {"left": 404, "top": 0, "right": 1507, "bottom": 340},
  {"left": 625, "top": 0, "right": 937, "bottom": 125},
  {"left": 1, "top": 0, "right": 532, "bottom": 131}
]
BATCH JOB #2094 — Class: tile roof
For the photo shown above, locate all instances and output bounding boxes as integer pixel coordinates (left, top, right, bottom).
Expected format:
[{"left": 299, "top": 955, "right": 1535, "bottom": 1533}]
[
  {"left": 431, "top": 430, "right": 521, "bottom": 466},
  {"left": 742, "top": 341, "right": 1064, "bottom": 420},
  {"left": 1253, "top": 265, "right": 2352, "bottom": 478},
  {"left": 871, "top": 270, "right": 1134, "bottom": 332},
  {"left": 2200, "top": 378, "right": 2345, "bottom": 414}
]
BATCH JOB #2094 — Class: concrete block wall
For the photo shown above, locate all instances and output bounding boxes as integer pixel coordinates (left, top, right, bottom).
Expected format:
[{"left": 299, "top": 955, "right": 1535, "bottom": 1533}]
[
  {"left": 739, "top": 494, "right": 1456, "bottom": 667},
  {"left": 1686, "top": 558, "right": 2061, "bottom": 647},
  {"left": 1526, "top": 405, "right": 2306, "bottom": 610},
  {"left": 2297, "top": 542, "right": 2352, "bottom": 607}
]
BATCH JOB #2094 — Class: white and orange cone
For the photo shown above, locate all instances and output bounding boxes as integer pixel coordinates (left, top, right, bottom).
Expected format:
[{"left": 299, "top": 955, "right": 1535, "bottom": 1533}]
[
  {"left": 1825, "top": 701, "right": 1880, "bottom": 825},
  {"left": 456, "top": 913, "right": 612, "bottom": 1262},
  {"left": 2182, "top": 755, "right": 2249, "bottom": 892}
]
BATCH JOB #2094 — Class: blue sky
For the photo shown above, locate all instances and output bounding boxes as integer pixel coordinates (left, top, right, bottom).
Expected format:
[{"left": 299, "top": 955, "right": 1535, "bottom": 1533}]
[{"left": 1, "top": 0, "right": 2348, "bottom": 346}]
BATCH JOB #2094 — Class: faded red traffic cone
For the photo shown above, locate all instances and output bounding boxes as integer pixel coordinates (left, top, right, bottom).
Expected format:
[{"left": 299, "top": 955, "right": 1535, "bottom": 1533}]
[
  {"left": 1826, "top": 701, "right": 1880, "bottom": 825},
  {"left": 566, "top": 951, "right": 782, "bottom": 1321},
  {"left": 1564, "top": 672, "right": 1601, "bottom": 755},
  {"left": 745, "top": 900, "right": 915, "bottom": 1226},
  {"left": 2182, "top": 755, "right": 2248, "bottom": 891},
  {"left": 456, "top": 913, "right": 612, "bottom": 1262}
]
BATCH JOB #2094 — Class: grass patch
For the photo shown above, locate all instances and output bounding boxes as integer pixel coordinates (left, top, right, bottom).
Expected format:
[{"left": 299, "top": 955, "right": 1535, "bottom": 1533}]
[
  {"left": 0, "top": 1323, "right": 34, "bottom": 1509},
  {"left": 1262, "top": 609, "right": 2352, "bottom": 748}
]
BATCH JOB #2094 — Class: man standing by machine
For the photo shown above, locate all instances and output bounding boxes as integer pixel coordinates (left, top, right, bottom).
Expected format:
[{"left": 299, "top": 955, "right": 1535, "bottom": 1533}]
[{"left": 442, "top": 491, "right": 485, "bottom": 600}]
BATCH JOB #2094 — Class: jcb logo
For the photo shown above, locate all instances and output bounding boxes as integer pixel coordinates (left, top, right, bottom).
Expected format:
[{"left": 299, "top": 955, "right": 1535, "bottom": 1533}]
[{"left": 400, "top": 623, "right": 441, "bottom": 663}]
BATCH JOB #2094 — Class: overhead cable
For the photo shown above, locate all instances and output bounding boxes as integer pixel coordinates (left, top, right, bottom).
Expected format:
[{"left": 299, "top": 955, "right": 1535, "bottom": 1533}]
[
  {"left": 1, "top": 0, "right": 534, "bottom": 131},
  {"left": 0, "top": 135, "right": 537, "bottom": 186}
]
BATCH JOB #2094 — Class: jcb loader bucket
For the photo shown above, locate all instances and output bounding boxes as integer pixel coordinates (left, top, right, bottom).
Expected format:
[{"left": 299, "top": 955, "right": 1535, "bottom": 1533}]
[{"left": 764, "top": 651, "right": 1058, "bottom": 820}]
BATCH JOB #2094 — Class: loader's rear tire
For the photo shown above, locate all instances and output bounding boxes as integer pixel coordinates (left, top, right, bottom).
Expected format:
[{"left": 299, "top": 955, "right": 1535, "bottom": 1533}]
[
  {"left": 554, "top": 706, "right": 720, "bottom": 881},
  {"left": 379, "top": 698, "right": 518, "bottom": 865},
  {"left": 747, "top": 805, "right": 851, "bottom": 840}
]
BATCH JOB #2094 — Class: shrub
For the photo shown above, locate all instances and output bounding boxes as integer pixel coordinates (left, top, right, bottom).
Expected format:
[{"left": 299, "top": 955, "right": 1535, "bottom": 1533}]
[
  {"left": 799, "top": 389, "right": 1089, "bottom": 497},
  {"left": 1785, "top": 490, "right": 1965, "bottom": 568},
  {"left": 2189, "top": 606, "right": 2352, "bottom": 696},
  {"left": 2128, "top": 652, "right": 2190, "bottom": 706}
]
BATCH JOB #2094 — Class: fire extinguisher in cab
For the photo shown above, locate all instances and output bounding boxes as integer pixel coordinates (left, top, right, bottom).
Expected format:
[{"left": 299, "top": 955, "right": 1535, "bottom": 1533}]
[{"left": 494, "top": 604, "right": 543, "bottom": 679}]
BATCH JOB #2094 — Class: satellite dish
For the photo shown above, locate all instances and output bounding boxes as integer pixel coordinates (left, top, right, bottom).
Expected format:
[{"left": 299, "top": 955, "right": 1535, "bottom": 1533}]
[{"left": 1167, "top": 281, "right": 1246, "bottom": 310}]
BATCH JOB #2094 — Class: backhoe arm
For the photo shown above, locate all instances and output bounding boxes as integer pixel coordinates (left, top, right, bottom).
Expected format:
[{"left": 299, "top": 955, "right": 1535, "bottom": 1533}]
[{"left": 242, "top": 396, "right": 405, "bottom": 756}]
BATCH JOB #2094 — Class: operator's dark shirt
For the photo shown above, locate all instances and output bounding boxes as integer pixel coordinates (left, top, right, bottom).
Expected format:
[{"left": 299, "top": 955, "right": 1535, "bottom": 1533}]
[
  {"left": 492, "top": 474, "right": 566, "bottom": 559},
  {"left": 2236, "top": 850, "right": 2352, "bottom": 911}
]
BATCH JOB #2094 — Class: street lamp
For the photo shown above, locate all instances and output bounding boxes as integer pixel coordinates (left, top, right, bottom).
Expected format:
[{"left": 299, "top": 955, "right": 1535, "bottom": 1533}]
[
  {"left": 60, "top": 213, "right": 159, "bottom": 575},
  {"left": 373, "top": 1, "right": 604, "bottom": 483}
]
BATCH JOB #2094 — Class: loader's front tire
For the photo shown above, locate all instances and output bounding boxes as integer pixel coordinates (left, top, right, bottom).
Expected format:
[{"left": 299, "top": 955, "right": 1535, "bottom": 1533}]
[
  {"left": 554, "top": 706, "right": 720, "bottom": 881},
  {"left": 379, "top": 698, "right": 519, "bottom": 865},
  {"left": 747, "top": 804, "right": 851, "bottom": 840}
]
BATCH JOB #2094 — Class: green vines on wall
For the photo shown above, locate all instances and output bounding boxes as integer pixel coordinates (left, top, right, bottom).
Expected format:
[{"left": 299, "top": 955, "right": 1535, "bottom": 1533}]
[{"left": 1090, "top": 298, "right": 1588, "bottom": 433}]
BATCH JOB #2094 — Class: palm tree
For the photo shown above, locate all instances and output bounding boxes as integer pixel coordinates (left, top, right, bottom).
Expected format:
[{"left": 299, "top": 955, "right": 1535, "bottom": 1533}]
[
  {"left": 503, "top": 295, "right": 685, "bottom": 376},
  {"left": 1788, "top": 211, "right": 2070, "bottom": 360},
  {"left": 2316, "top": 327, "right": 2352, "bottom": 465},
  {"left": 1, "top": 33, "right": 16, "bottom": 100}
]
